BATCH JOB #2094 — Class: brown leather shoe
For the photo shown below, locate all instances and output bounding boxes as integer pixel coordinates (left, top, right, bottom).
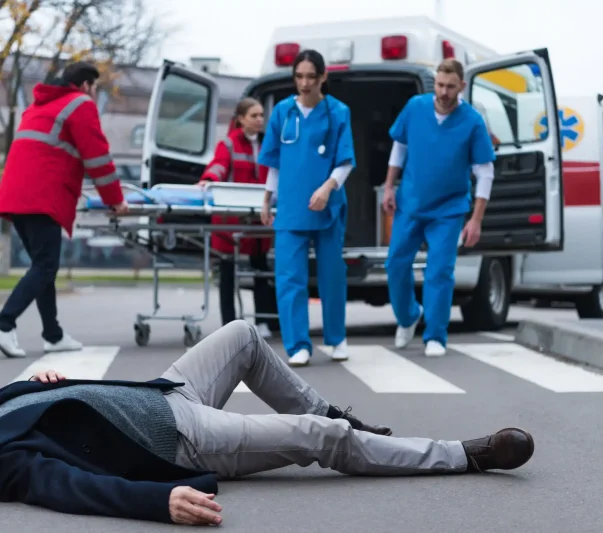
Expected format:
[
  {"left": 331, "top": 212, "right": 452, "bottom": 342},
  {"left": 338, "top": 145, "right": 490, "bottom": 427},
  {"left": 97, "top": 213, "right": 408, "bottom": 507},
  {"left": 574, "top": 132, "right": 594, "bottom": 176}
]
[
  {"left": 328, "top": 405, "right": 393, "bottom": 436},
  {"left": 462, "top": 427, "right": 534, "bottom": 472}
]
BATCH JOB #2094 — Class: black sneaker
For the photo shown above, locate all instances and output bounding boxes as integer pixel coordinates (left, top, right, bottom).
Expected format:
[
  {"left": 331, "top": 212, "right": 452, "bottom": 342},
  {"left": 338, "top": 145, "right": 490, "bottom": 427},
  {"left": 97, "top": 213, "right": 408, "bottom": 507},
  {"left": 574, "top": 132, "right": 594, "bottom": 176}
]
[
  {"left": 328, "top": 405, "right": 393, "bottom": 436},
  {"left": 463, "top": 427, "right": 535, "bottom": 472}
]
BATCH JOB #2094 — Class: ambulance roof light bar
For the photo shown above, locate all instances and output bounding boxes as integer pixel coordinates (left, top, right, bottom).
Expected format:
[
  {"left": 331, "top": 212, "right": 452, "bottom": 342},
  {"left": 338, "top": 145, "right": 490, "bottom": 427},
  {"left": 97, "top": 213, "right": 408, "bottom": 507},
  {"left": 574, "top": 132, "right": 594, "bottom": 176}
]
[
  {"left": 275, "top": 43, "right": 300, "bottom": 66},
  {"left": 381, "top": 35, "right": 408, "bottom": 60},
  {"left": 442, "top": 40, "right": 455, "bottom": 59}
]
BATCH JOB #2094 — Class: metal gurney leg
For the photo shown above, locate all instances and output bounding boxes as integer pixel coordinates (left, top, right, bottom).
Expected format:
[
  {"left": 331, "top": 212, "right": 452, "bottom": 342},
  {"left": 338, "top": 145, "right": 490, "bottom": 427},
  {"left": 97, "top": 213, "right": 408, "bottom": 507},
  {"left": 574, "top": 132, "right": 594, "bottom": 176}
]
[{"left": 76, "top": 182, "right": 277, "bottom": 348}]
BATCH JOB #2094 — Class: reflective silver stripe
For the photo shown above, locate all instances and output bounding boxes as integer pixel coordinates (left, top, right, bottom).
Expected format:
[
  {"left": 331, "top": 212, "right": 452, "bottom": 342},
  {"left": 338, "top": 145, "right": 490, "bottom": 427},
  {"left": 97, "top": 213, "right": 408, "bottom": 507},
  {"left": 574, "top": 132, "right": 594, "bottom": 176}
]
[
  {"left": 83, "top": 154, "right": 112, "bottom": 169},
  {"left": 50, "top": 94, "right": 92, "bottom": 137},
  {"left": 93, "top": 172, "right": 118, "bottom": 186},
  {"left": 206, "top": 163, "right": 227, "bottom": 177},
  {"left": 13, "top": 130, "right": 80, "bottom": 158},
  {"left": 13, "top": 94, "right": 93, "bottom": 160},
  {"left": 232, "top": 153, "right": 255, "bottom": 162}
]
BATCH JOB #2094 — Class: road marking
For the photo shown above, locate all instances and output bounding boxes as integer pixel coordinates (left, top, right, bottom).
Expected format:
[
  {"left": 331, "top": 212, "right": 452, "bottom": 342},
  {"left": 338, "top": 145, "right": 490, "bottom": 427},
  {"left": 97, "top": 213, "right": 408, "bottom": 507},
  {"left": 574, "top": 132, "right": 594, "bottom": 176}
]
[
  {"left": 450, "top": 342, "right": 603, "bottom": 392},
  {"left": 9, "top": 346, "right": 121, "bottom": 383},
  {"left": 478, "top": 332, "right": 515, "bottom": 341},
  {"left": 321, "top": 345, "right": 465, "bottom": 394}
]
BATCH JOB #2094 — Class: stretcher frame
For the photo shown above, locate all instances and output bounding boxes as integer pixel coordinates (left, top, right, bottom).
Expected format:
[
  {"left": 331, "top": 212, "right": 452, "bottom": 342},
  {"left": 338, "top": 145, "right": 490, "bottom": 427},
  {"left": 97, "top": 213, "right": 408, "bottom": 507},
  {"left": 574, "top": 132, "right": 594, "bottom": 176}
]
[{"left": 76, "top": 182, "right": 279, "bottom": 348}]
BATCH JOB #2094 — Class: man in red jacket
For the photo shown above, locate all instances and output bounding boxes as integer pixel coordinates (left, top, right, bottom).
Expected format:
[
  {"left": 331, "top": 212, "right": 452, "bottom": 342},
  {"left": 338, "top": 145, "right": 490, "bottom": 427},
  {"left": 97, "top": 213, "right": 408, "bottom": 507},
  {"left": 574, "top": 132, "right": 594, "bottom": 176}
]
[{"left": 0, "top": 61, "right": 127, "bottom": 358}]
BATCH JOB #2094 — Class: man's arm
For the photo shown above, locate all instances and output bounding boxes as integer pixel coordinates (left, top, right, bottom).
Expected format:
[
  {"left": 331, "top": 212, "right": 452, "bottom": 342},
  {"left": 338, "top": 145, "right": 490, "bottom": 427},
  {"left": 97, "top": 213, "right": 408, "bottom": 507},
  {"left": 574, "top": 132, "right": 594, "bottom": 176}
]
[
  {"left": 67, "top": 99, "right": 124, "bottom": 207},
  {"left": 469, "top": 119, "right": 497, "bottom": 223},
  {"left": 0, "top": 449, "right": 213, "bottom": 523}
]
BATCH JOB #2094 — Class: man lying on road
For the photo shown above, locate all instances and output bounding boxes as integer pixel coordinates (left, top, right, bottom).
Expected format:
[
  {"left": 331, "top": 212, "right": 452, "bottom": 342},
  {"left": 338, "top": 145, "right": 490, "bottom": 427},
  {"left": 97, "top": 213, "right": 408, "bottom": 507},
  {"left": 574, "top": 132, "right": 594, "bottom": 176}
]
[{"left": 0, "top": 320, "right": 534, "bottom": 526}]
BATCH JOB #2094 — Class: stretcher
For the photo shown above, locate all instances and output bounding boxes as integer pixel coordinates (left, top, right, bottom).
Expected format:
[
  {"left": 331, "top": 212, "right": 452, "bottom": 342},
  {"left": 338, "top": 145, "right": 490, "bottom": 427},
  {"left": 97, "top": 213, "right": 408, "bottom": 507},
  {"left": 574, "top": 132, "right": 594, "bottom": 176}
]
[{"left": 76, "top": 182, "right": 277, "bottom": 348}]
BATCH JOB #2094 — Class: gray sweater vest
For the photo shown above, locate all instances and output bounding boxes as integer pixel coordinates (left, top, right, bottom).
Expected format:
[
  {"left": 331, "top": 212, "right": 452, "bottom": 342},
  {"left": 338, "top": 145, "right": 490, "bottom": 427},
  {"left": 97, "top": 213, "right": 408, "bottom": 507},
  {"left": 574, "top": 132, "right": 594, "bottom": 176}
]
[{"left": 0, "top": 384, "right": 179, "bottom": 463}]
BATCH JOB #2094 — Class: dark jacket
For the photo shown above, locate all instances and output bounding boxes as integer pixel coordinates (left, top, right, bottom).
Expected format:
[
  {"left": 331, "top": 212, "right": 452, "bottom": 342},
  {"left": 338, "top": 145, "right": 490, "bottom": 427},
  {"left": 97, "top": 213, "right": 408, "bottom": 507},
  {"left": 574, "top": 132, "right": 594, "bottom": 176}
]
[{"left": 0, "top": 378, "right": 218, "bottom": 523}]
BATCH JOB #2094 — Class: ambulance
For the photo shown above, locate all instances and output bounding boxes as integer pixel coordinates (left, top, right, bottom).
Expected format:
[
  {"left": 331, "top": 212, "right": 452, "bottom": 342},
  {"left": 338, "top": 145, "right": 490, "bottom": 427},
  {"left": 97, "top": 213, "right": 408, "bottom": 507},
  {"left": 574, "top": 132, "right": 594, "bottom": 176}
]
[{"left": 140, "top": 15, "right": 589, "bottom": 331}]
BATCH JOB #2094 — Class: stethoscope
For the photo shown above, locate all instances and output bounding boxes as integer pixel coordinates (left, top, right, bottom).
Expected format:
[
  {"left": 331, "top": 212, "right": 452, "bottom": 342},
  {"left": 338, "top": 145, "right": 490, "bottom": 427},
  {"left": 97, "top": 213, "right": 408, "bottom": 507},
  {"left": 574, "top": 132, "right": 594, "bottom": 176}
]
[{"left": 280, "top": 96, "right": 331, "bottom": 156}]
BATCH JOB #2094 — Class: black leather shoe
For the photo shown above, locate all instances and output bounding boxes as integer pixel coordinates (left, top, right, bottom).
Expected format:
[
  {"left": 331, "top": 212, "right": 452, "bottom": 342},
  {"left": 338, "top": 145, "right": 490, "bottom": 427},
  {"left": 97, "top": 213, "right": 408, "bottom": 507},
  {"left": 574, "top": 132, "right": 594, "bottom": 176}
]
[
  {"left": 462, "top": 427, "right": 534, "bottom": 472},
  {"left": 328, "top": 405, "right": 393, "bottom": 436}
]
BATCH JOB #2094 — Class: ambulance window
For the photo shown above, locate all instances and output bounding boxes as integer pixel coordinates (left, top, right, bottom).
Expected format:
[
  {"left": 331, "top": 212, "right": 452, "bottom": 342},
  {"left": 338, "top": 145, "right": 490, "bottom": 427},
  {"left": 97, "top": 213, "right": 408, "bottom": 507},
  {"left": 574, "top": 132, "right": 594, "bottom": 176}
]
[
  {"left": 470, "top": 63, "right": 547, "bottom": 147},
  {"left": 155, "top": 74, "right": 210, "bottom": 155}
]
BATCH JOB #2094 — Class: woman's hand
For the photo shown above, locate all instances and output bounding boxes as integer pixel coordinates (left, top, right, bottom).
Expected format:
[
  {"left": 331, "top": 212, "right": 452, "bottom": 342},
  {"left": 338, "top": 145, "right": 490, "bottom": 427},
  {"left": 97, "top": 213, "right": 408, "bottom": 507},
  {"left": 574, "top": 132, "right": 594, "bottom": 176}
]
[
  {"left": 261, "top": 202, "right": 274, "bottom": 226},
  {"left": 309, "top": 181, "right": 335, "bottom": 212},
  {"left": 29, "top": 370, "right": 66, "bottom": 383}
]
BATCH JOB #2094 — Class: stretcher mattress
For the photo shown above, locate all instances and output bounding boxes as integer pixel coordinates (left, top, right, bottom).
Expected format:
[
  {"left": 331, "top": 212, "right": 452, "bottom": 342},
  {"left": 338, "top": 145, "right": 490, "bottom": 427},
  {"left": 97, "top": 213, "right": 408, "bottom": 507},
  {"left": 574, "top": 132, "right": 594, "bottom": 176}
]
[{"left": 84, "top": 188, "right": 206, "bottom": 209}]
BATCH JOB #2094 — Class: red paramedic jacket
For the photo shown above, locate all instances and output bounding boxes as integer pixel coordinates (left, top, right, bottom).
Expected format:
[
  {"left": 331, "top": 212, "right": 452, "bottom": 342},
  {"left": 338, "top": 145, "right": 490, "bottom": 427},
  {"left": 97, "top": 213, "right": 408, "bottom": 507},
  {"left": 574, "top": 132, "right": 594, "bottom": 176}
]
[
  {"left": 200, "top": 128, "right": 272, "bottom": 255},
  {"left": 0, "top": 82, "right": 124, "bottom": 236}
]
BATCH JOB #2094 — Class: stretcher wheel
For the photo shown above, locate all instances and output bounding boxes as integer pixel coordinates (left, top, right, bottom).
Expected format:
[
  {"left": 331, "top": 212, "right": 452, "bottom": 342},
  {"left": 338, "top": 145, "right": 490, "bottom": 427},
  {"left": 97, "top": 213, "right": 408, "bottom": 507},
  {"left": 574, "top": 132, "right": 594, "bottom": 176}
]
[
  {"left": 183, "top": 324, "right": 202, "bottom": 348},
  {"left": 134, "top": 323, "right": 151, "bottom": 346}
]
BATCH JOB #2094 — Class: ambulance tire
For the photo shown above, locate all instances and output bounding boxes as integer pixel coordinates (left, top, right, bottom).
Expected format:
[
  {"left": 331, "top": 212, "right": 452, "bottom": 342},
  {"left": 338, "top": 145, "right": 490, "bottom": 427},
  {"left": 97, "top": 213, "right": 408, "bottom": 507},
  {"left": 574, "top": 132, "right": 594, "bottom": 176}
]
[
  {"left": 460, "top": 257, "right": 510, "bottom": 331},
  {"left": 575, "top": 285, "right": 603, "bottom": 318}
]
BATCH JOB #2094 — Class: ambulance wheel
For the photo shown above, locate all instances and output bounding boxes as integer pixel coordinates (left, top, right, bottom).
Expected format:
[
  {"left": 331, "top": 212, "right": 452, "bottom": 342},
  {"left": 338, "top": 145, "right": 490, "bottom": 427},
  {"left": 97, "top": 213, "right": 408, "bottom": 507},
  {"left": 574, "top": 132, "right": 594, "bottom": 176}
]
[
  {"left": 184, "top": 324, "right": 202, "bottom": 347},
  {"left": 134, "top": 323, "right": 151, "bottom": 346},
  {"left": 460, "top": 257, "right": 510, "bottom": 331},
  {"left": 575, "top": 285, "right": 603, "bottom": 318}
]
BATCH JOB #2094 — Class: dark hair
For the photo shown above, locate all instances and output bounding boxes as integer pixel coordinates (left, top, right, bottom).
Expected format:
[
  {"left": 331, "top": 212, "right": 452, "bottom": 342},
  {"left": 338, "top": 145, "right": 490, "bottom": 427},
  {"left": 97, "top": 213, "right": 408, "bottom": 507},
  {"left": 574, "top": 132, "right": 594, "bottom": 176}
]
[
  {"left": 437, "top": 58, "right": 464, "bottom": 81},
  {"left": 61, "top": 61, "right": 100, "bottom": 88},
  {"left": 233, "top": 97, "right": 262, "bottom": 128},
  {"left": 292, "top": 49, "right": 328, "bottom": 93}
]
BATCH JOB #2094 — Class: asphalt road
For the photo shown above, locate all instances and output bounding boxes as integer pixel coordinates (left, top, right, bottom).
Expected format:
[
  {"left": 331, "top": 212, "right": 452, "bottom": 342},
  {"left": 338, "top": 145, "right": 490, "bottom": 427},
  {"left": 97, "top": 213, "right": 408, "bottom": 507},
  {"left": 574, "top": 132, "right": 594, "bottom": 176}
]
[{"left": 1, "top": 285, "right": 603, "bottom": 533}]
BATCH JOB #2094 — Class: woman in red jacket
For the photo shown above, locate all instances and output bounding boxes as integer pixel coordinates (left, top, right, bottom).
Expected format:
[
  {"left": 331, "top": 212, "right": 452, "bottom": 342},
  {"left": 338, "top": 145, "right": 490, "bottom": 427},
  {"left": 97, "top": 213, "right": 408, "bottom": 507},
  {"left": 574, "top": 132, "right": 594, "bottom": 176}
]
[{"left": 200, "top": 97, "right": 278, "bottom": 337}]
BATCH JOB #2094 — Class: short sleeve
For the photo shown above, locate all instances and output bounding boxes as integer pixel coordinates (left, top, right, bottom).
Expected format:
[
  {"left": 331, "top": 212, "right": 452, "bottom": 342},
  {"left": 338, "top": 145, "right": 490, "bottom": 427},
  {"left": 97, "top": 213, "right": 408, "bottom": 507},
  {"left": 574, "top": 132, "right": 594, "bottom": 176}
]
[
  {"left": 470, "top": 115, "right": 496, "bottom": 165},
  {"left": 334, "top": 105, "right": 356, "bottom": 168}
]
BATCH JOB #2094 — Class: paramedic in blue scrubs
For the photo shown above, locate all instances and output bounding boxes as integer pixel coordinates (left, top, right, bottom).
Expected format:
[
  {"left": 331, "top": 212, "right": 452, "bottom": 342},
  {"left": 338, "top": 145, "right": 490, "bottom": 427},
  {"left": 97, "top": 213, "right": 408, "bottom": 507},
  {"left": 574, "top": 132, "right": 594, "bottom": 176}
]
[
  {"left": 382, "top": 58, "right": 496, "bottom": 357},
  {"left": 258, "top": 49, "right": 356, "bottom": 367}
]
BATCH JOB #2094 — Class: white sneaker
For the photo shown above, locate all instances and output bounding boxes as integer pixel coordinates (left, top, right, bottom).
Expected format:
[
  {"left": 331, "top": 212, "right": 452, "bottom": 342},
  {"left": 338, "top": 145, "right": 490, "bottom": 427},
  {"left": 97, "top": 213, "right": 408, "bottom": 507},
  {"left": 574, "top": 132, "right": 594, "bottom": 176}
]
[
  {"left": 0, "top": 329, "right": 26, "bottom": 358},
  {"left": 44, "top": 333, "right": 83, "bottom": 353},
  {"left": 255, "top": 323, "right": 272, "bottom": 339},
  {"left": 394, "top": 305, "right": 423, "bottom": 349},
  {"left": 425, "top": 340, "right": 446, "bottom": 357},
  {"left": 288, "top": 348, "right": 310, "bottom": 367},
  {"left": 330, "top": 339, "right": 349, "bottom": 361}
]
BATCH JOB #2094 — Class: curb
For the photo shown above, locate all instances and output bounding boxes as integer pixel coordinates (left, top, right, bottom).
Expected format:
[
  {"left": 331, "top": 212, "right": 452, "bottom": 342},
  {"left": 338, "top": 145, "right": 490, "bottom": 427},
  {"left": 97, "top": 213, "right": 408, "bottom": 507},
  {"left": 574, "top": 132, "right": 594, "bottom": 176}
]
[{"left": 515, "top": 318, "right": 603, "bottom": 370}]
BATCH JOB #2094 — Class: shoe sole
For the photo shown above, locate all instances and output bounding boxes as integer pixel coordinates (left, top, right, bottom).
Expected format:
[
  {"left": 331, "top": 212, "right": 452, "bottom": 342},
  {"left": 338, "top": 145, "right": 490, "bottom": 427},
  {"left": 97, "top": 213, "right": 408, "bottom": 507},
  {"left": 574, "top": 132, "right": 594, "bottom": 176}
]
[{"left": 497, "top": 427, "right": 535, "bottom": 469}]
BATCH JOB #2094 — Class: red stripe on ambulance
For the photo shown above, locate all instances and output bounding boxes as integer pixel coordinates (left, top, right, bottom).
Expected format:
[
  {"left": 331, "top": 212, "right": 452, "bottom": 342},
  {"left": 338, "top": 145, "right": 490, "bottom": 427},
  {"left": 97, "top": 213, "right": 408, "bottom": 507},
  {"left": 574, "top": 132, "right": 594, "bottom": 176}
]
[{"left": 562, "top": 161, "right": 601, "bottom": 207}]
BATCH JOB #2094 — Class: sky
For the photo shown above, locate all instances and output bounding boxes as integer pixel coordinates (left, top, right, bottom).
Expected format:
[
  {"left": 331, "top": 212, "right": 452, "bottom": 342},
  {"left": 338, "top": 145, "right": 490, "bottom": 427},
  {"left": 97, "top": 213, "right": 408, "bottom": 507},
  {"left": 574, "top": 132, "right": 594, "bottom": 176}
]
[{"left": 144, "top": 0, "right": 598, "bottom": 97}]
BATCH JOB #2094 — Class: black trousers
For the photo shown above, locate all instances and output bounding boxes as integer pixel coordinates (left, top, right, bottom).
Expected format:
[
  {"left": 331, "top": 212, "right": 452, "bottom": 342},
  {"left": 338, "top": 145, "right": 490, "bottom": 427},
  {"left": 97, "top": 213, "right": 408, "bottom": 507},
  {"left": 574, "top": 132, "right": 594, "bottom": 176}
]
[
  {"left": 219, "top": 249, "right": 279, "bottom": 331},
  {"left": 0, "top": 214, "right": 64, "bottom": 342}
]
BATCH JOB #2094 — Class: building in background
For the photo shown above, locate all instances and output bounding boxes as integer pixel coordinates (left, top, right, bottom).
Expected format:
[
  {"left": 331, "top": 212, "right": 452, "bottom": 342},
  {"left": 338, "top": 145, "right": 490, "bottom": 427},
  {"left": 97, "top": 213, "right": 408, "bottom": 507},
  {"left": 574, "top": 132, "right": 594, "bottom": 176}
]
[{"left": 0, "top": 54, "right": 254, "bottom": 271}]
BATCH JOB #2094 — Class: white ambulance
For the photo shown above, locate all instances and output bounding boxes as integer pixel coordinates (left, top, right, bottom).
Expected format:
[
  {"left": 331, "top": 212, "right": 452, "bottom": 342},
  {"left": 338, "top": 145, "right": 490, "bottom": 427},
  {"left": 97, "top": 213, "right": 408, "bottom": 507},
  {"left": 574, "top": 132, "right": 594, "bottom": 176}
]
[{"left": 140, "top": 15, "right": 576, "bottom": 330}]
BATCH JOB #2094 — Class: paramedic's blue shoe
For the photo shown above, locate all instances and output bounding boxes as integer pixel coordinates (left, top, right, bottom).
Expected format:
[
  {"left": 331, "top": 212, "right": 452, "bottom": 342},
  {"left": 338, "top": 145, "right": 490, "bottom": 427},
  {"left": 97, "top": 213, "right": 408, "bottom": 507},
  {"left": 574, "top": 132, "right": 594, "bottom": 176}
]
[
  {"left": 44, "top": 332, "right": 83, "bottom": 353},
  {"left": 463, "top": 428, "right": 535, "bottom": 472}
]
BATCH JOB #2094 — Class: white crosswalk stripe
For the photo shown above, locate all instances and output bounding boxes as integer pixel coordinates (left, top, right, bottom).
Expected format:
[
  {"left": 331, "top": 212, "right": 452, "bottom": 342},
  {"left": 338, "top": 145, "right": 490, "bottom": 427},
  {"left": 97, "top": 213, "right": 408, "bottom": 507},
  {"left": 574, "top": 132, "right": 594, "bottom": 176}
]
[
  {"left": 449, "top": 342, "right": 603, "bottom": 393},
  {"left": 3, "top": 341, "right": 603, "bottom": 395},
  {"left": 320, "top": 344, "right": 465, "bottom": 394},
  {"left": 7, "top": 346, "right": 121, "bottom": 384}
]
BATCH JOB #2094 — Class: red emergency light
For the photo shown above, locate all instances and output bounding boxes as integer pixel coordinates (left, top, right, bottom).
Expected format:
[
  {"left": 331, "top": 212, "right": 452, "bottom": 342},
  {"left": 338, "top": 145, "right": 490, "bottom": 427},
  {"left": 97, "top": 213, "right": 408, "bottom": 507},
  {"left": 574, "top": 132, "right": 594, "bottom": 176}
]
[
  {"left": 275, "top": 43, "right": 300, "bottom": 66},
  {"left": 442, "top": 40, "right": 455, "bottom": 59},
  {"left": 381, "top": 35, "right": 407, "bottom": 60}
]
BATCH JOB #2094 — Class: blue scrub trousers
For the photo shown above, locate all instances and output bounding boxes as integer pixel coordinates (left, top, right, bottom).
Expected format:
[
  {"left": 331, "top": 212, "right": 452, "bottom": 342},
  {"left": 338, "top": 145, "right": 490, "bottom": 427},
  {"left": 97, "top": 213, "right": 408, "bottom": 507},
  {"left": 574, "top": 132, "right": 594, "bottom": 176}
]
[
  {"left": 274, "top": 220, "right": 347, "bottom": 357},
  {"left": 385, "top": 209, "right": 465, "bottom": 347}
]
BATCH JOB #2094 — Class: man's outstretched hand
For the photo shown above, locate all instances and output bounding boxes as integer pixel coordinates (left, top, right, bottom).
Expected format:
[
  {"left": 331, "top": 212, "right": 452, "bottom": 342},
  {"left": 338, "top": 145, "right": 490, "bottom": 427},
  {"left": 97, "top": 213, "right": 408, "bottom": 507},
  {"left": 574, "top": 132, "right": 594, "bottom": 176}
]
[
  {"left": 29, "top": 370, "right": 66, "bottom": 383},
  {"left": 169, "top": 486, "right": 223, "bottom": 526}
]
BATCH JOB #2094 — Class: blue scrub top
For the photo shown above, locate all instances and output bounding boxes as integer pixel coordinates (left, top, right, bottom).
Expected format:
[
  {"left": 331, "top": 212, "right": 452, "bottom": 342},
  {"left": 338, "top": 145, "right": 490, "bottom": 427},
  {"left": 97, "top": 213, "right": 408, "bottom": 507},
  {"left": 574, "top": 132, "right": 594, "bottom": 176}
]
[
  {"left": 389, "top": 93, "right": 496, "bottom": 220},
  {"left": 258, "top": 94, "right": 356, "bottom": 231}
]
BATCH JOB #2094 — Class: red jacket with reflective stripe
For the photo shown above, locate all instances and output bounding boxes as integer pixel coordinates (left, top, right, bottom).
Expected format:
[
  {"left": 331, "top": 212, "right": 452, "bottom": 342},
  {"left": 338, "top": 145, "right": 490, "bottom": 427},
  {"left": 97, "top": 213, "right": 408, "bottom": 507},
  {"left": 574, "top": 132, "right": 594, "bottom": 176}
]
[
  {"left": 0, "top": 82, "right": 124, "bottom": 236},
  {"left": 200, "top": 128, "right": 271, "bottom": 255}
]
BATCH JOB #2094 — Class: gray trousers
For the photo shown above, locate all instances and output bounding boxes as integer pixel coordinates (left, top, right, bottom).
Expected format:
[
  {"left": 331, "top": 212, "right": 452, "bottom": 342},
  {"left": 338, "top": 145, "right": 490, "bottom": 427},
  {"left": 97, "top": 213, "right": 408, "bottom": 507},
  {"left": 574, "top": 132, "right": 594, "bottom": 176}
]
[{"left": 162, "top": 320, "right": 468, "bottom": 480}]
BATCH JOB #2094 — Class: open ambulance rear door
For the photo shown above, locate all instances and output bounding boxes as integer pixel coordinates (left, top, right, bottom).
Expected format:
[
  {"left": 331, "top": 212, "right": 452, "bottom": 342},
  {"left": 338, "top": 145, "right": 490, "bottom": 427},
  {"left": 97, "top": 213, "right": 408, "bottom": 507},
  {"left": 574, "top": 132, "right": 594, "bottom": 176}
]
[
  {"left": 461, "top": 47, "right": 564, "bottom": 254},
  {"left": 141, "top": 59, "right": 220, "bottom": 189}
]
